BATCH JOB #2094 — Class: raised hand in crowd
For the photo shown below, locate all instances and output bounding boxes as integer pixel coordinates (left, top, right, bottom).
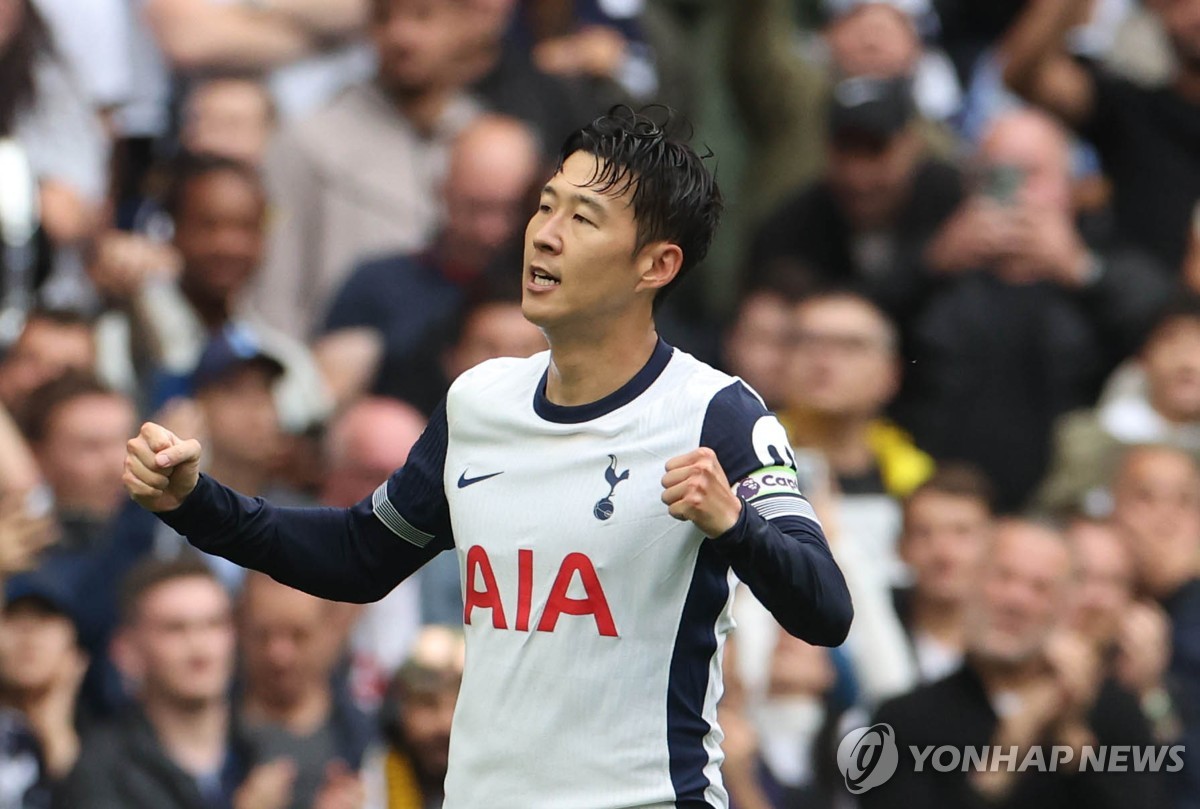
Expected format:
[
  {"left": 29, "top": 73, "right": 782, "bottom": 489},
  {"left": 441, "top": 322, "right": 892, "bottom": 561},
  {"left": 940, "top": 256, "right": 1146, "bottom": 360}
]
[
  {"left": 0, "top": 492, "right": 56, "bottom": 576},
  {"left": 233, "top": 758, "right": 297, "bottom": 809},
  {"left": 312, "top": 761, "right": 365, "bottom": 809}
]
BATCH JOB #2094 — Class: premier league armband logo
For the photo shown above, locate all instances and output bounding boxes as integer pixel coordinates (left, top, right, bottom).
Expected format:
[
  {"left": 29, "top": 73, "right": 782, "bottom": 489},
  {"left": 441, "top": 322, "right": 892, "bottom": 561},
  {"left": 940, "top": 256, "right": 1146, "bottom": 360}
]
[{"left": 735, "top": 477, "right": 761, "bottom": 500}]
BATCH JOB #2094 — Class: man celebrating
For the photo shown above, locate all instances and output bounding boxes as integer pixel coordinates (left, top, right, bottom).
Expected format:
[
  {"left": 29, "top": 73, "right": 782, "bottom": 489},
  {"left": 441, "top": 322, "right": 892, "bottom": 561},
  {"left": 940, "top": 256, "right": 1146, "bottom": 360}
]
[{"left": 123, "top": 108, "right": 853, "bottom": 809}]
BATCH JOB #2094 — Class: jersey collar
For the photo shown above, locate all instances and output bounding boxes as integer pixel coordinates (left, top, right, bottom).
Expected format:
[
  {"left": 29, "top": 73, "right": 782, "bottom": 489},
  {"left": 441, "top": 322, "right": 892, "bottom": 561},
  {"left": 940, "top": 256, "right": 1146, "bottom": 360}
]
[{"left": 533, "top": 338, "right": 674, "bottom": 424}]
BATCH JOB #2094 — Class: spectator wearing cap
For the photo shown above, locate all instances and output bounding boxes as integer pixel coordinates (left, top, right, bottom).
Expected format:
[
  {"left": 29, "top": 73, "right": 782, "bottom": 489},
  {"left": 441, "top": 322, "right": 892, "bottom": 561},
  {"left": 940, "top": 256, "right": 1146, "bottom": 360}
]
[
  {"left": 1037, "top": 295, "right": 1200, "bottom": 518},
  {"left": 124, "top": 153, "right": 328, "bottom": 434},
  {"left": 0, "top": 575, "right": 87, "bottom": 804},
  {"left": 361, "top": 626, "right": 464, "bottom": 809},
  {"left": 900, "top": 108, "right": 1172, "bottom": 511},
  {"left": 729, "top": 0, "right": 962, "bottom": 227},
  {"left": 747, "top": 72, "right": 964, "bottom": 326}
]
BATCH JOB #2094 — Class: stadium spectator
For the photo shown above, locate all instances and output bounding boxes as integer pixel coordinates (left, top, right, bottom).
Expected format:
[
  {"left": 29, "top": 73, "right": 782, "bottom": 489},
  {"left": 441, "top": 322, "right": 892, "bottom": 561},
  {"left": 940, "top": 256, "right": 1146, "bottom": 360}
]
[
  {"left": 1110, "top": 444, "right": 1200, "bottom": 807},
  {"left": 721, "top": 588, "right": 843, "bottom": 808},
  {"left": 769, "top": 293, "right": 925, "bottom": 706},
  {"left": 0, "top": 0, "right": 109, "bottom": 315},
  {"left": 900, "top": 109, "right": 1171, "bottom": 511},
  {"left": 893, "top": 465, "right": 994, "bottom": 684},
  {"left": 0, "top": 575, "right": 87, "bottom": 800},
  {"left": 779, "top": 291, "right": 932, "bottom": 501},
  {"left": 127, "top": 154, "right": 328, "bottom": 434},
  {"left": 250, "top": 0, "right": 481, "bottom": 342},
  {"left": 866, "top": 519, "right": 1164, "bottom": 808},
  {"left": 747, "top": 75, "right": 963, "bottom": 324},
  {"left": 729, "top": 0, "right": 961, "bottom": 225},
  {"left": 441, "top": 292, "right": 547, "bottom": 382},
  {"left": 720, "top": 285, "right": 802, "bottom": 412},
  {"left": 1066, "top": 519, "right": 1185, "bottom": 746},
  {"left": 1037, "top": 295, "right": 1200, "bottom": 517},
  {"left": 320, "top": 398, "right": 427, "bottom": 710},
  {"left": 316, "top": 115, "right": 542, "bottom": 412},
  {"left": 236, "top": 573, "right": 371, "bottom": 809},
  {"left": 454, "top": 0, "right": 614, "bottom": 146},
  {"left": 180, "top": 76, "right": 278, "bottom": 167},
  {"left": 0, "top": 309, "right": 94, "bottom": 414},
  {"left": 143, "top": 0, "right": 372, "bottom": 120},
  {"left": 62, "top": 558, "right": 261, "bottom": 809},
  {"left": 23, "top": 373, "right": 133, "bottom": 544},
  {"left": 361, "top": 626, "right": 463, "bottom": 809},
  {"left": 1003, "top": 0, "right": 1200, "bottom": 271}
]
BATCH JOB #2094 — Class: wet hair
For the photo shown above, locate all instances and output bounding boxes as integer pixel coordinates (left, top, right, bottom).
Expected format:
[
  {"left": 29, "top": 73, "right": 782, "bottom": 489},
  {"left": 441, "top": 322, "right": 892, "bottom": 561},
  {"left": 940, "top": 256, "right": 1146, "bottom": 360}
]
[
  {"left": 0, "top": 1, "right": 53, "bottom": 136},
  {"left": 163, "top": 151, "right": 263, "bottom": 221},
  {"left": 556, "top": 106, "right": 723, "bottom": 310}
]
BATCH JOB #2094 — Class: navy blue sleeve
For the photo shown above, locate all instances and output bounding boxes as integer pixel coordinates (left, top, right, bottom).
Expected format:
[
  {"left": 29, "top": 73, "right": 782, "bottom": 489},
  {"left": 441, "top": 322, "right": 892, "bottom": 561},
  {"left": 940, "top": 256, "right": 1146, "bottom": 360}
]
[
  {"left": 700, "top": 382, "right": 853, "bottom": 646},
  {"left": 157, "top": 402, "right": 453, "bottom": 603}
]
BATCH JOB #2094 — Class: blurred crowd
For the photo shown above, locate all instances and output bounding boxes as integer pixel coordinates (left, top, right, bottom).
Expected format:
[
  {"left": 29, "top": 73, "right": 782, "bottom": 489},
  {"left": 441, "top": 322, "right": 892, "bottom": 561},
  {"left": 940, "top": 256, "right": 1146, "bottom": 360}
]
[{"left": 0, "top": 0, "right": 1197, "bottom": 807}]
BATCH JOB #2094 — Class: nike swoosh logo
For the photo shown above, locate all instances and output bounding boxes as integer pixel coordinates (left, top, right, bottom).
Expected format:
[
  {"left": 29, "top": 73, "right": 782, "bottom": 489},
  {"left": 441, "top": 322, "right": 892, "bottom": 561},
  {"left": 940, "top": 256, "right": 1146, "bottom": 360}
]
[{"left": 457, "top": 470, "right": 504, "bottom": 488}]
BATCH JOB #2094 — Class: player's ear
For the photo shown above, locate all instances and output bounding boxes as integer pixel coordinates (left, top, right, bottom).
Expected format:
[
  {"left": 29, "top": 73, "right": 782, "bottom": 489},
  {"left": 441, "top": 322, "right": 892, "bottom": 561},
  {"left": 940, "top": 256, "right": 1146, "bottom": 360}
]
[{"left": 634, "top": 242, "right": 683, "bottom": 294}]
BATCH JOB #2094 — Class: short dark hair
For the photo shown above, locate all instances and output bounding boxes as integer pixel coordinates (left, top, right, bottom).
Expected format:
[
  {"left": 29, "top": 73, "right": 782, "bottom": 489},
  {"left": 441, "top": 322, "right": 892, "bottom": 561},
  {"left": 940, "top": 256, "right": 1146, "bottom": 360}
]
[
  {"left": 20, "top": 371, "right": 124, "bottom": 444},
  {"left": 164, "top": 151, "right": 263, "bottom": 221},
  {"left": 796, "top": 287, "right": 900, "bottom": 353},
  {"left": 556, "top": 106, "right": 722, "bottom": 310},
  {"left": 118, "top": 556, "right": 222, "bottom": 627},
  {"left": 1144, "top": 292, "right": 1200, "bottom": 349},
  {"left": 904, "top": 463, "right": 996, "bottom": 522}
]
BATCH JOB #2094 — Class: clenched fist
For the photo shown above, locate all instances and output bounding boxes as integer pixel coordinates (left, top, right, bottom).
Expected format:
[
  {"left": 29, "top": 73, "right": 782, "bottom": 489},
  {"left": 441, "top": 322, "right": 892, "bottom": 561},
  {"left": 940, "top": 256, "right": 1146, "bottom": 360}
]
[
  {"left": 661, "top": 448, "right": 742, "bottom": 538},
  {"left": 123, "top": 422, "right": 203, "bottom": 512}
]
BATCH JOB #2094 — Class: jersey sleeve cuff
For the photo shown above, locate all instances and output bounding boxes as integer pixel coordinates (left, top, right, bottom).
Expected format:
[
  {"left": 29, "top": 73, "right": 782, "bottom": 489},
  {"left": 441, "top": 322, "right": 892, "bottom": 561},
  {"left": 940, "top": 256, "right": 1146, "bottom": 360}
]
[{"left": 155, "top": 473, "right": 222, "bottom": 538}]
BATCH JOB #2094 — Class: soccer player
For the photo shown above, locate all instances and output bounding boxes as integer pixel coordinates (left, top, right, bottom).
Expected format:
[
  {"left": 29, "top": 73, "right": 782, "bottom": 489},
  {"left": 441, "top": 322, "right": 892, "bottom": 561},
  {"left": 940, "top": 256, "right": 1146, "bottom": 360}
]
[{"left": 123, "top": 107, "right": 853, "bottom": 809}]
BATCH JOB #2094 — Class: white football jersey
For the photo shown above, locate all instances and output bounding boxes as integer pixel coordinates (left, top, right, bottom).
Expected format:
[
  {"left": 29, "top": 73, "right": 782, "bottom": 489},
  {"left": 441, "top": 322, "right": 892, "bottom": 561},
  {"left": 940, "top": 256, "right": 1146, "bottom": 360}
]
[{"left": 370, "top": 340, "right": 827, "bottom": 809}]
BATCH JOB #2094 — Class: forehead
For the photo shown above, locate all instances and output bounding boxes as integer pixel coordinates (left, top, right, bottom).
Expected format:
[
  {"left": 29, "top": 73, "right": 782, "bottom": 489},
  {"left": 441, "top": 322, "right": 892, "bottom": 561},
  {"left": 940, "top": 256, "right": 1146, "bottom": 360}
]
[
  {"left": 796, "top": 296, "right": 888, "bottom": 335},
  {"left": 993, "top": 525, "right": 1069, "bottom": 574},
  {"left": 546, "top": 151, "right": 636, "bottom": 208}
]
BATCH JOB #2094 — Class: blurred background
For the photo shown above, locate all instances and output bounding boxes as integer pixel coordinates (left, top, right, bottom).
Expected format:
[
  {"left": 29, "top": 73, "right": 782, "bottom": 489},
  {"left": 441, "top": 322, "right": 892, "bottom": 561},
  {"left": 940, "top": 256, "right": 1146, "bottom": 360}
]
[{"left": 0, "top": 0, "right": 1198, "bottom": 807}]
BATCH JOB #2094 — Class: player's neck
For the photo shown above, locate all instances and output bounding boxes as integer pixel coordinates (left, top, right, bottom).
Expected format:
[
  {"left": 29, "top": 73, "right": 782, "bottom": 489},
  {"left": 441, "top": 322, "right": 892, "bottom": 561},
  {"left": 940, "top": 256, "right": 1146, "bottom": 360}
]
[{"left": 544, "top": 324, "right": 660, "bottom": 407}]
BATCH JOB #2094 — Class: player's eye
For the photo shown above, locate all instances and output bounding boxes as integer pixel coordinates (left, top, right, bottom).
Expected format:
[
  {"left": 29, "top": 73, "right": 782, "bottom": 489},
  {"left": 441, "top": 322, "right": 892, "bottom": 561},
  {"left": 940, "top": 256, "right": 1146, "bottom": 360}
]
[
  {"left": 573, "top": 213, "right": 595, "bottom": 227},
  {"left": 538, "top": 203, "right": 552, "bottom": 214}
]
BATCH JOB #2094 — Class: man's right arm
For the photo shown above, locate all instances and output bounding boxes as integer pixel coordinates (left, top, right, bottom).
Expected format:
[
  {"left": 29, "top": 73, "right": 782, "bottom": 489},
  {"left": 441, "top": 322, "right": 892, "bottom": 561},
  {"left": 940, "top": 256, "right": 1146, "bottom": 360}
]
[
  {"left": 1001, "top": 0, "right": 1096, "bottom": 127},
  {"left": 127, "top": 403, "right": 453, "bottom": 604}
]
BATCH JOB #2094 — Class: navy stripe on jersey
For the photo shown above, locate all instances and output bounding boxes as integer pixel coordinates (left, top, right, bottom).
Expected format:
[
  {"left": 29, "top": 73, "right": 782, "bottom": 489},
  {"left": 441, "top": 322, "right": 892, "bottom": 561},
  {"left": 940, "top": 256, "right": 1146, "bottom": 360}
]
[
  {"left": 700, "top": 381, "right": 853, "bottom": 645},
  {"left": 533, "top": 338, "right": 673, "bottom": 423},
  {"left": 667, "top": 541, "right": 728, "bottom": 806}
]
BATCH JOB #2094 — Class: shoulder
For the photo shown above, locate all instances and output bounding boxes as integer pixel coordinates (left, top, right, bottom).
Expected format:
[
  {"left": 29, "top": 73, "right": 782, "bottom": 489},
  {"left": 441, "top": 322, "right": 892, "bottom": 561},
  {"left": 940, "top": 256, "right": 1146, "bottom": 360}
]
[
  {"left": 683, "top": 363, "right": 795, "bottom": 483},
  {"left": 448, "top": 352, "right": 548, "bottom": 411}
]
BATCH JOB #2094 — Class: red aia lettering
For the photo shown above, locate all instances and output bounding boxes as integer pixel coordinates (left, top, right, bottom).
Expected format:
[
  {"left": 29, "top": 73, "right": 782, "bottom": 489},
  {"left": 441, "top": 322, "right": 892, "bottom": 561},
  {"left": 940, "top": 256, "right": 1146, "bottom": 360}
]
[
  {"left": 461, "top": 547, "right": 617, "bottom": 637},
  {"left": 537, "top": 552, "right": 618, "bottom": 637},
  {"left": 463, "top": 545, "right": 507, "bottom": 629}
]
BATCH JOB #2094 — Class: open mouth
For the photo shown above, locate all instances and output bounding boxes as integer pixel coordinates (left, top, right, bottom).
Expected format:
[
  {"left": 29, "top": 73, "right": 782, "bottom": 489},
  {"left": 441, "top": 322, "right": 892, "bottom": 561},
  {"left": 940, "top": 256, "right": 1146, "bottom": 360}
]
[{"left": 530, "top": 266, "right": 560, "bottom": 287}]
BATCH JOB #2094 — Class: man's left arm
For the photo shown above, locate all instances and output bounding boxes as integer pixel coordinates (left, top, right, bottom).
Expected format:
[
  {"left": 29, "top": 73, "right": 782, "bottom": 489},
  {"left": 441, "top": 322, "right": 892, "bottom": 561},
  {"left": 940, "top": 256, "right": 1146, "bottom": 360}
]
[{"left": 663, "top": 382, "right": 852, "bottom": 646}]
